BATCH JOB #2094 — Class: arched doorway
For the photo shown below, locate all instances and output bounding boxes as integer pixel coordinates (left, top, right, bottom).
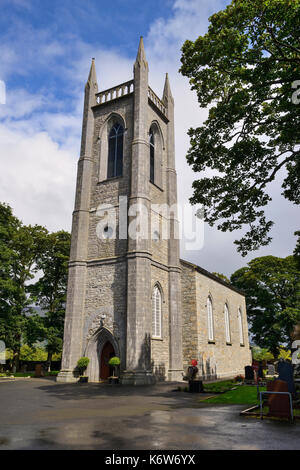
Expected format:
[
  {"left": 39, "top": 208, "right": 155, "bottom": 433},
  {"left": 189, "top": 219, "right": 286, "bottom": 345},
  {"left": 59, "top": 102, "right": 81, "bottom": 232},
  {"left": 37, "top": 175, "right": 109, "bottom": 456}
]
[
  {"left": 100, "top": 341, "right": 115, "bottom": 379},
  {"left": 85, "top": 327, "right": 119, "bottom": 382}
]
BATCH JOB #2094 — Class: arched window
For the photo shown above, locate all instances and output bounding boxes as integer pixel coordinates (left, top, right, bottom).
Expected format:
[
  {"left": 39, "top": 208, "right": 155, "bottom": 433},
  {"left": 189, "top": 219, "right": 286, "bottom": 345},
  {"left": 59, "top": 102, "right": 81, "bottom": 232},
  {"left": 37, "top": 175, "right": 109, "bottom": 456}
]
[
  {"left": 224, "top": 304, "right": 231, "bottom": 343},
  {"left": 149, "top": 128, "right": 155, "bottom": 184},
  {"left": 238, "top": 308, "right": 244, "bottom": 345},
  {"left": 207, "top": 296, "right": 214, "bottom": 341},
  {"left": 152, "top": 285, "right": 162, "bottom": 338},
  {"left": 107, "top": 123, "right": 124, "bottom": 178}
]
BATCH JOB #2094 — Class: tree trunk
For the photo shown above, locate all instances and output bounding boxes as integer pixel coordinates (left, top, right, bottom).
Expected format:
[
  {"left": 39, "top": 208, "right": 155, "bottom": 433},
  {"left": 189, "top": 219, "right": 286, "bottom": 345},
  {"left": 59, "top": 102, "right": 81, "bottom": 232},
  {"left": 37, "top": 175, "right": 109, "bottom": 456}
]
[
  {"left": 12, "top": 350, "right": 20, "bottom": 373},
  {"left": 47, "top": 351, "right": 52, "bottom": 372}
]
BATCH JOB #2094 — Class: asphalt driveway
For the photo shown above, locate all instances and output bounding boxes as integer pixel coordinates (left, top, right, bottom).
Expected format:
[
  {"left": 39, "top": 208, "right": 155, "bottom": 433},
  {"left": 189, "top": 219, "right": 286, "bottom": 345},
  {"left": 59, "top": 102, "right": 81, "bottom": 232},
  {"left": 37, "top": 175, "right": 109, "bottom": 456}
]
[{"left": 0, "top": 378, "right": 299, "bottom": 450}]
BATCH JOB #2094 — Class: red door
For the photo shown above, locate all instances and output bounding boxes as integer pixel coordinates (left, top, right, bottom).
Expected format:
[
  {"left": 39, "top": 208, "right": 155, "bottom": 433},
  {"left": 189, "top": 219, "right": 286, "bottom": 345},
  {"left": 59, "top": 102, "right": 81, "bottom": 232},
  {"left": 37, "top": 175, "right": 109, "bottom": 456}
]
[{"left": 100, "top": 342, "right": 115, "bottom": 379}]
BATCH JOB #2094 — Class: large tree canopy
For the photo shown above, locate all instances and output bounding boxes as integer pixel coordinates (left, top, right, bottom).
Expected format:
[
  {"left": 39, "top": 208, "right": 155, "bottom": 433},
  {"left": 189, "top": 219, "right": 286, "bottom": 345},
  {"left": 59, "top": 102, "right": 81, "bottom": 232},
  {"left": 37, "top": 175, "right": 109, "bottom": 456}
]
[
  {"left": 0, "top": 203, "right": 48, "bottom": 368},
  {"left": 231, "top": 255, "right": 300, "bottom": 356},
  {"left": 0, "top": 203, "right": 70, "bottom": 370},
  {"left": 180, "top": 0, "right": 300, "bottom": 255},
  {"left": 29, "top": 230, "right": 70, "bottom": 369}
]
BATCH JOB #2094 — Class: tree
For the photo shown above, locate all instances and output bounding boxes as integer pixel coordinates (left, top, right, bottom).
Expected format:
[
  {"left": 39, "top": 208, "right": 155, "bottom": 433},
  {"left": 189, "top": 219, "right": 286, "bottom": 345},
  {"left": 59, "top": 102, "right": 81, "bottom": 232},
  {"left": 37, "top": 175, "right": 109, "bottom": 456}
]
[
  {"left": 29, "top": 231, "right": 70, "bottom": 370},
  {"left": 231, "top": 255, "right": 300, "bottom": 356},
  {"left": 212, "top": 272, "right": 231, "bottom": 284},
  {"left": 252, "top": 346, "right": 274, "bottom": 362},
  {"left": 0, "top": 203, "right": 20, "bottom": 354},
  {"left": 180, "top": 0, "right": 300, "bottom": 255},
  {"left": 0, "top": 203, "right": 48, "bottom": 370},
  {"left": 19, "top": 345, "right": 47, "bottom": 361},
  {"left": 294, "top": 231, "right": 300, "bottom": 269}
]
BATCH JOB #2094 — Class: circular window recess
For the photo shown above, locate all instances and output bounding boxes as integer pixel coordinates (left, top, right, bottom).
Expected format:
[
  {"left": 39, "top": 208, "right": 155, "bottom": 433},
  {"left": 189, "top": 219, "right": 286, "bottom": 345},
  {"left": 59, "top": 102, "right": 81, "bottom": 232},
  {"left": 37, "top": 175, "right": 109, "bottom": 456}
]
[
  {"left": 153, "top": 230, "right": 160, "bottom": 242},
  {"left": 103, "top": 225, "right": 114, "bottom": 239}
]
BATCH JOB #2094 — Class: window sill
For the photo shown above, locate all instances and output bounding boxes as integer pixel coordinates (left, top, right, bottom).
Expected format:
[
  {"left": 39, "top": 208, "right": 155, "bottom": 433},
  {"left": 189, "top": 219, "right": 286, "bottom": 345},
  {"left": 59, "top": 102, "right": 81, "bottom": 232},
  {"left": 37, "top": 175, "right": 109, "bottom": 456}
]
[
  {"left": 98, "top": 175, "right": 123, "bottom": 184},
  {"left": 152, "top": 337, "right": 163, "bottom": 341},
  {"left": 226, "top": 342, "right": 232, "bottom": 346},
  {"left": 149, "top": 181, "right": 164, "bottom": 192},
  {"left": 208, "top": 340, "right": 215, "bottom": 344},
  {"left": 240, "top": 343, "right": 245, "bottom": 347}
]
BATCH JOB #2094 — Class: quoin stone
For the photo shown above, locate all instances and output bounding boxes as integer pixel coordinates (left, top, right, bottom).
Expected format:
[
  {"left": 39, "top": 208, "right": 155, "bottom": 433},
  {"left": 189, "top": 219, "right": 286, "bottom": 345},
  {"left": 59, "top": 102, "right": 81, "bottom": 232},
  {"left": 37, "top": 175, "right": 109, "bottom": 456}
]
[{"left": 57, "top": 38, "right": 251, "bottom": 385}]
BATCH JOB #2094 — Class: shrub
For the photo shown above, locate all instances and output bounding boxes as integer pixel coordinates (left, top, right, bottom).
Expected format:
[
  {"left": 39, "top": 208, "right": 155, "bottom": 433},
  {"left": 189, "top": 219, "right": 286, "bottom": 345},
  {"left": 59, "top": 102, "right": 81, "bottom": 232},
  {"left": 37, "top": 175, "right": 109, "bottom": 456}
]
[
  {"left": 108, "top": 356, "right": 120, "bottom": 377},
  {"left": 76, "top": 357, "right": 90, "bottom": 376},
  {"left": 278, "top": 347, "right": 291, "bottom": 361},
  {"left": 108, "top": 357, "right": 120, "bottom": 367}
]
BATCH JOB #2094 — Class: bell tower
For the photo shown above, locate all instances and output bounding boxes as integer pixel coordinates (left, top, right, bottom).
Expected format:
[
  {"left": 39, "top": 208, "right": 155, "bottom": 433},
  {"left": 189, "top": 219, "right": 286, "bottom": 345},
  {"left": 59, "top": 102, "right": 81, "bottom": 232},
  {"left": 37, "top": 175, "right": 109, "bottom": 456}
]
[{"left": 57, "top": 38, "right": 183, "bottom": 384}]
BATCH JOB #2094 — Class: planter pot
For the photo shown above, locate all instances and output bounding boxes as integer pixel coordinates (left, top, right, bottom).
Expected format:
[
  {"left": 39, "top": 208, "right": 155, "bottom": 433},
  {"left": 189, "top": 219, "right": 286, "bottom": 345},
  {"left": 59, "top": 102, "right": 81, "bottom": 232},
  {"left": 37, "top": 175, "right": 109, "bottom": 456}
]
[
  {"left": 188, "top": 380, "right": 203, "bottom": 393},
  {"left": 79, "top": 376, "right": 88, "bottom": 383},
  {"left": 109, "top": 376, "right": 119, "bottom": 385}
]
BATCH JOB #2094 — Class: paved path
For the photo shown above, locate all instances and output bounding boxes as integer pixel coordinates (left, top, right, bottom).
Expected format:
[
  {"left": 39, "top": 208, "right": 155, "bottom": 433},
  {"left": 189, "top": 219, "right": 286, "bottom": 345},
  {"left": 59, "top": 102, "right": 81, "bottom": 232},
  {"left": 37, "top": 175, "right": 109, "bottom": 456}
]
[{"left": 0, "top": 378, "right": 299, "bottom": 450}]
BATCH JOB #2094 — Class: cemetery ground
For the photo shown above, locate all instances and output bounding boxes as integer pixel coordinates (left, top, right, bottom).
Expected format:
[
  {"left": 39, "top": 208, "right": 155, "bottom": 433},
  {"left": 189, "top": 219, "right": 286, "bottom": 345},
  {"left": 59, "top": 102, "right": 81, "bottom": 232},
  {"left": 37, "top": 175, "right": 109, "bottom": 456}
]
[{"left": 1, "top": 378, "right": 300, "bottom": 450}]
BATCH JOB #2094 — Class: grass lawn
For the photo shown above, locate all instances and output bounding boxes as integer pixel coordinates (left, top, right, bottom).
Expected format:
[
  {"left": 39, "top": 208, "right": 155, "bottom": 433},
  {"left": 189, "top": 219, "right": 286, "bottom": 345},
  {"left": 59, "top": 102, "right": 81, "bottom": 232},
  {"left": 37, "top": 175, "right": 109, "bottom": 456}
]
[
  {"left": 202, "top": 385, "right": 266, "bottom": 405},
  {"left": 203, "top": 380, "right": 238, "bottom": 394},
  {"left": 0, "top": 371, "right": 59, "bottom": 378}
]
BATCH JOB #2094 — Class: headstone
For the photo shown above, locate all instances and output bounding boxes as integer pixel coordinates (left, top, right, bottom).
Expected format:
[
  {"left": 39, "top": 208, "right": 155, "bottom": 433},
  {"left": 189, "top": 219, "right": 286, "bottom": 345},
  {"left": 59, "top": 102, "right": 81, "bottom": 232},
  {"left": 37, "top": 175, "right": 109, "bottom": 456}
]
[
  {"left": 245, "top": 365, "right": 254, "bottom": 381},
  {"left": 267, "top": 364, "right": 275, "bottom": 375},
  {"left": 278, "top": 360, "right": 295, "bottom": 395},
  {"left": 252, "top": 360, "right": 259, "bottom": 382},
  {"left": 267, "top": 379, "right": 291, "bottom": 419},
  {"left": 294, "top": 363, "right": 300, "bottom": 378},
  {"left": 258, "top": 362, "right": 264, "bottom": 378},
  {"left": 34, "top": 364, "right": 44, "bottom": 378}
]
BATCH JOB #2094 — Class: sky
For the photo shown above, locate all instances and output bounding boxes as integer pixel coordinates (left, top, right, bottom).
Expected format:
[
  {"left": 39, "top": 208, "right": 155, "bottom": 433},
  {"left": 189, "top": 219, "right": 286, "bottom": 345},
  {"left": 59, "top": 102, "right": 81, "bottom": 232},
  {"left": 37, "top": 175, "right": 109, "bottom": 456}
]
[{"left": 0, "top": 0, "right": 298, "bottom": 277}]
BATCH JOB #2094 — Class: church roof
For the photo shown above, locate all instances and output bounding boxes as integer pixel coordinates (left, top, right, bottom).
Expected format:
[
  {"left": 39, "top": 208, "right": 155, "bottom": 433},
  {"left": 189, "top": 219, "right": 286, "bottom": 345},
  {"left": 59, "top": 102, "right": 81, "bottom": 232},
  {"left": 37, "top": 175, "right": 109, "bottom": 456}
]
[{"left": 180, "top": 259, "right": 245, "bottom": 296}]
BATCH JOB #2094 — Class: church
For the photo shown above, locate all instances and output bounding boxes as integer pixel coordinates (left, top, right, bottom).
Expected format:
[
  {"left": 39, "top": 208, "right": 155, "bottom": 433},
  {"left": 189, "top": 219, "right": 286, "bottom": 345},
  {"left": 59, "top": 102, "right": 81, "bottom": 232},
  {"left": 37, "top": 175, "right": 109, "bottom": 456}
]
[{"left": 57, "top": 38, "right": 251, "bottom": 385}]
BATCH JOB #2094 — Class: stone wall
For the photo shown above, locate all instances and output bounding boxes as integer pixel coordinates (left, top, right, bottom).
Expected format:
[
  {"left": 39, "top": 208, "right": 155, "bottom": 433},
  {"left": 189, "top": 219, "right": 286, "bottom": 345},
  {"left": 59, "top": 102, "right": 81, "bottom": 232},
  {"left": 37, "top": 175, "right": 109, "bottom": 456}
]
[
  {"left": 150, "top": 264, "right": 170, "bottom": 381},
  {"left": 181, "top": 262, "right": 198, "bottom": 373},
  {"left": 181, "top": 260, "right": 252, "bottom": 379},
  {"left": 83, "top": 260, "right": 127, "bottom": 381}
]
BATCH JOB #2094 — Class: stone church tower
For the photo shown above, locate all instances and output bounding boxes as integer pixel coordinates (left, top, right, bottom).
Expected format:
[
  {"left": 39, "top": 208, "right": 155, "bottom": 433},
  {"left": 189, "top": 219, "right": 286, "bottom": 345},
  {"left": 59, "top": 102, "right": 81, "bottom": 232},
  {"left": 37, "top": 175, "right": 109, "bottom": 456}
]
[{"left": 57, "top": 38, "right": 183, "bottom": 384}]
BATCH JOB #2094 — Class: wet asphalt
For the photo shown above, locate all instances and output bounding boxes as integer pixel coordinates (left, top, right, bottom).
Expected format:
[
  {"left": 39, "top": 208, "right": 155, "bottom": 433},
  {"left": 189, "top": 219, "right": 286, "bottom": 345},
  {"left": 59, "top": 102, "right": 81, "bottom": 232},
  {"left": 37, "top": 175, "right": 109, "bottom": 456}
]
[{"left": 0, "top": 378, "right": 299, "bottom": 450}]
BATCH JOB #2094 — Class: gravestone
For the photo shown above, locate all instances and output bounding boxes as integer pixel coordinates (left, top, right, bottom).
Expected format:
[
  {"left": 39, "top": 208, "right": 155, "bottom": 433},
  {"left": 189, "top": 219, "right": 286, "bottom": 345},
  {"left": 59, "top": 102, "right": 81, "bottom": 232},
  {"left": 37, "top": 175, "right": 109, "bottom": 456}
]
[
  {"left": 258, "top": 362, "right": 264, "bottom": 379},
  {"left": 267, "top": 379, "right": 291, "bottom": 419},
  {"left": 245, "top": 365, "right": 254, "bottom": 381},
  {"left": 252, "top": 360, "right": 259, "bottom": 382},
  {"left": 34, "top": 364, "right": 44, "bottom": 378},
  {"left": 267, "top": 364, "right": 275, "bottom": 375},
  {"left": 278, "top": 360, "right": 295, "bottom": 395}
]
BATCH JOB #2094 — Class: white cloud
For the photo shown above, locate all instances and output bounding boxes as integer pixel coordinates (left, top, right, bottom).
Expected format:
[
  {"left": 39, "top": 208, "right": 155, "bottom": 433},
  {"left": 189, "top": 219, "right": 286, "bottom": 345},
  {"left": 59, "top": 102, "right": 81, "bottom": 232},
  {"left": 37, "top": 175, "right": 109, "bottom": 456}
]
[
  {"left": 0, "top": 124, "right": 76, "bottom": 232},
  {"left": 0, "top": 88, "right": 48, "bottom": 119}
]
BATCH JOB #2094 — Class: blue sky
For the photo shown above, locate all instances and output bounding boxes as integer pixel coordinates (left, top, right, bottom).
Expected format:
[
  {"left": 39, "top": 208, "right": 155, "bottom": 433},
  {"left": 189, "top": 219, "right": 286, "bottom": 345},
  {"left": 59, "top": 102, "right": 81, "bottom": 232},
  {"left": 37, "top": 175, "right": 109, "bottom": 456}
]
[{"left": 0, "top": 0, "right": 298, "bottom": 276}]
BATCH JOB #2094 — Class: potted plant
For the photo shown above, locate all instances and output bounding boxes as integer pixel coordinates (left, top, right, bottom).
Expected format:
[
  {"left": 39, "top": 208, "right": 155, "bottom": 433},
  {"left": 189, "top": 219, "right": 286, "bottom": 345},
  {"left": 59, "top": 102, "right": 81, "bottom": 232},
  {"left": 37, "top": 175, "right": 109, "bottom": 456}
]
[
  {"left": 77, "top": 357, "right": 90, "bottom": 383},
  {"left": 108, "top": 356, "right": 120, "bottom": 384}
]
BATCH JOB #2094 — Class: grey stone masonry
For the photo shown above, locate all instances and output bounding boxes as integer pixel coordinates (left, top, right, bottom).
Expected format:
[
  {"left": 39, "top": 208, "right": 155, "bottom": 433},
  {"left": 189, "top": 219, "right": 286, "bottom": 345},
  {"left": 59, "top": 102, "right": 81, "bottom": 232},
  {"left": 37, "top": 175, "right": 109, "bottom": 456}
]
[{"left": 181, "top": 260, "right": 252, "bottom": 379}]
